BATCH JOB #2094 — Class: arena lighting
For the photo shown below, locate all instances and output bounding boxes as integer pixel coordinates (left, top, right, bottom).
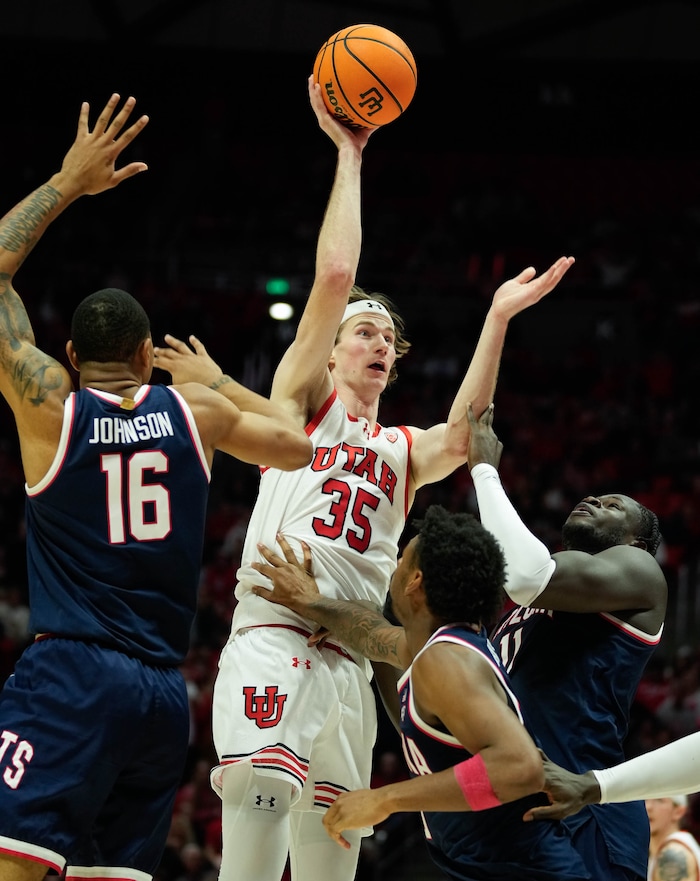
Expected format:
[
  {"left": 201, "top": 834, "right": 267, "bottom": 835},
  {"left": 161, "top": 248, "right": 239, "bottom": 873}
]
[
  {"left": 265, "top": 277, "right": 290, "bottom": 295},
  {"left": 269, "top": 301, "right": 294, "bottom": 321}
]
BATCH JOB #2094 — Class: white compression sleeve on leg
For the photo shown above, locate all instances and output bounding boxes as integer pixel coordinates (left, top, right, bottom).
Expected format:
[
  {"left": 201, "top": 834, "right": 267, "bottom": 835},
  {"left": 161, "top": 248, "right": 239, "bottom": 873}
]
[
  {"left": 289, "top": 810, "right": 362, "bottom": 881},
  {"left": 593, "top": 732, "right": 700, "bottom": 803},
  {"left": 471, "top": 463, "right": 556, "bottom": 607},
  {"left": 219, "top": 764, "right": 293, "bottom": 881}
]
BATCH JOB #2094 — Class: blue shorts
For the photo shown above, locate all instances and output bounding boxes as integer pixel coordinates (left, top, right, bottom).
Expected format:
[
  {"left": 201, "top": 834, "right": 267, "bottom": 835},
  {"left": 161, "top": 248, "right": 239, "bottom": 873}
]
[
  {"left": 567, "top": 808, "right": 646, "bottom": 881},
  {"left": 0, "top": 637, "right": 190, "bottom": 879}
]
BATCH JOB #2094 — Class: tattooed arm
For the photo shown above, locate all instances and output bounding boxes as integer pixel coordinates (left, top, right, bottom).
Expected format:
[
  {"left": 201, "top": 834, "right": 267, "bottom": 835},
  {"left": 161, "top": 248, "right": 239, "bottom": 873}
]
[
  {"left": 0, "top": 183, "right": 74, "bottom": 416},
  {"left": 0, "top": 94, "right": 148, "bottom": 480},
  {"left": 251, "top": 535, "right": 411, "bottom": 670}
]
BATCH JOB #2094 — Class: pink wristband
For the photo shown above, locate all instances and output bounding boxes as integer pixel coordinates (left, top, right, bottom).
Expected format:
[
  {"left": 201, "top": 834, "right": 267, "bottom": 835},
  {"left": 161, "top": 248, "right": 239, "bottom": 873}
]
[{"left": 453, "top": 754, "right": 502, "bottom": 810}]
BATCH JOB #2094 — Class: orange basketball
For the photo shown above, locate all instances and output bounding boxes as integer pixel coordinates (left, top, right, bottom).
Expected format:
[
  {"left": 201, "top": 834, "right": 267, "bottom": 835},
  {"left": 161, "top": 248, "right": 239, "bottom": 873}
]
[{"left": 313, "top": 24, "right": 417, "bottom": 129}]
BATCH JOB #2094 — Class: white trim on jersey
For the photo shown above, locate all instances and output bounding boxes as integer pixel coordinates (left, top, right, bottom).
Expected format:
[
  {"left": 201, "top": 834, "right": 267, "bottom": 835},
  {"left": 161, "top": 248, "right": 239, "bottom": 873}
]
[
  {"left": 167, "top": 386, "right": 211, "bottom": 480},
  {"left": 26, "top": 391, "right": 76, "bottom": 495},
  {"left": 598, "top": 612, "right": 663, "bottom": 645},
  {"left": 402, "top": 626, "right": 526, "bottom": 744}
]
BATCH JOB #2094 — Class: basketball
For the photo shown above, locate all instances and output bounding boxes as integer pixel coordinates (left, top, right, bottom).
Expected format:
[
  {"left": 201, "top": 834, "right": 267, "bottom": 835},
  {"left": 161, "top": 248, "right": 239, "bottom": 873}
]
[{"left": 313, "top": 24, "right": 417, "bottom": 129}]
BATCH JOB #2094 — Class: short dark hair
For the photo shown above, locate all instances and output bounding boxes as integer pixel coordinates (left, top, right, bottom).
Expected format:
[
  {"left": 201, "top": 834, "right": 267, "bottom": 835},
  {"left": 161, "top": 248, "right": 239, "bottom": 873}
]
[
  {"left": 337, "top": 286, "right": 411, "bottom": 388},
  {"left": 71, "top": 288, "right": 150, "bottom": 363},
  {"left": 414, "top": 505, "right": 506, "bottom": 628}
]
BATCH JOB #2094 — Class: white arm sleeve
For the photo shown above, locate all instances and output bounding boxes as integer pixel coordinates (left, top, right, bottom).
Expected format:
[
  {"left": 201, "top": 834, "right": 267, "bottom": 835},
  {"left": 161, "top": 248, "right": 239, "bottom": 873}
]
[
  {"left": 593, "top": 732, "right": 700, "bottom": 803},
  {"left": 471, "top": 463, "right": 556, "bottom": 607}
]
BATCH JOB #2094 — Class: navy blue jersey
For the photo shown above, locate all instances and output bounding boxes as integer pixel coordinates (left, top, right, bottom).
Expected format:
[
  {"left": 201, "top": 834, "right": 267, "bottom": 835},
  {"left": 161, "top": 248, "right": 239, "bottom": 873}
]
[
  {"left": 24, "top": 385, "right": 210, "bottom": 666},
  {"left": 398, "top": 624, "right": 591, "bottom": 881},
  {"left": 492, "top": 605, "right": 662, "bottom": 878}
]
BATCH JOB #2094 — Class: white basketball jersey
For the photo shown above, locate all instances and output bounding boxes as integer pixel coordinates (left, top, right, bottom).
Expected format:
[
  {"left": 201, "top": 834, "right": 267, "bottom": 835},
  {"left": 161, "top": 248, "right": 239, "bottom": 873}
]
[{"left": 231, "top": 390, "right": 413, "bottom": 672}]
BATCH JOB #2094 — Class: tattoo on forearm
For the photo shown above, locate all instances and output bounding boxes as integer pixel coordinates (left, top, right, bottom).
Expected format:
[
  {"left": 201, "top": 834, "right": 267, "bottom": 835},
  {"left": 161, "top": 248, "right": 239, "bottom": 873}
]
[
  {"left": 308, "top": 599, "right": 401, "bottom": 664},
  {"left": 0, "top": 276, "right": 35, "bottom": 355},
  {"left": 0, "top": 185, "right": 61, "bottom": 254},
  {"left": 10, "top": 353, "right": 63, "bottom": 405},
  {"left": 210, "top": 374, "right": 233, "bottom": 390},
  {"left": 0, "top": 187, "right": 63, "bottom": 402}
]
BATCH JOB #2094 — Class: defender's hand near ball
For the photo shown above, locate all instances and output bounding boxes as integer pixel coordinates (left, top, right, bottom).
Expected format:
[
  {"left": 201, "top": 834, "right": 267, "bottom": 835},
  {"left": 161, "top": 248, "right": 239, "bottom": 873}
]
[{"left": 308, "top": 75, "right": 373, "bottom": 151}]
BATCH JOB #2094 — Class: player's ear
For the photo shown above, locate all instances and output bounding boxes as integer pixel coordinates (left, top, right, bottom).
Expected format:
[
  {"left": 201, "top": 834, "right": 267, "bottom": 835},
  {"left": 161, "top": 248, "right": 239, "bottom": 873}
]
[
  {"left": 137, "top": 337, "right": 154, "bottom": 370},
  {"left": 405, "top": 568, "right": 423, "bottom": 595},
  {"left": 631, "top": 538, "right": 647, "bottom": 551},
  {"left": 66, "top": 340, "right": 80, "bottom": 371}
]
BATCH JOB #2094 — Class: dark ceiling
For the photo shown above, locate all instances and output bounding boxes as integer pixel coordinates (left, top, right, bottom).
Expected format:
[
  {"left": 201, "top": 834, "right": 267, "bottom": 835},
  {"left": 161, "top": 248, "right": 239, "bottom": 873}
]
[
  {"left": 2, "top": 2, "right": 697, "bottom": 161},
  {"left": 3, "top": 0, "right": 700, "bottom": 61}
]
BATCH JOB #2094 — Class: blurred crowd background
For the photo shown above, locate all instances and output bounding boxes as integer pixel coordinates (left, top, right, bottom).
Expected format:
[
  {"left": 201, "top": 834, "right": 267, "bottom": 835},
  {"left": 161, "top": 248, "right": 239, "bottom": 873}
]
[{"left": 1, "top": 10, "right": 700, "bottom": 878}]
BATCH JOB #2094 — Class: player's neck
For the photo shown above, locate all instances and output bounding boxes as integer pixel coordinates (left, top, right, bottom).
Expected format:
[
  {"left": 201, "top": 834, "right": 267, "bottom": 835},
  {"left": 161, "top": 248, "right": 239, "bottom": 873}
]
[
  {"left": 79, "top": 362, "right": 149, "bottom": 397},
  {"left": 335, "top": 384, "right": 380, "bottom": 428},
  {"left": 82, "top": 373, "right": 145, "bottom": 398}
]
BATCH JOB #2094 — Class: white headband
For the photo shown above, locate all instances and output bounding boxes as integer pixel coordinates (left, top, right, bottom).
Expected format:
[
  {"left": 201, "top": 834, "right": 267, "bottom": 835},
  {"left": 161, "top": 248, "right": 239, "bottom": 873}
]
[{"left": 341, "top": 299, "right": 394, "bottom": 329}]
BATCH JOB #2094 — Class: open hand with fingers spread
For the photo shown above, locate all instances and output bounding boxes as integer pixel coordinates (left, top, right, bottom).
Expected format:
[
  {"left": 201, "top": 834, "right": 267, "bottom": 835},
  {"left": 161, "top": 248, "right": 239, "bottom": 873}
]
[
  {"left": 490, "top": 256, "right": 575, "bottom": 323},
  {"left": 251, "top": 534, "right": 322, "bottom": 616},
  {"left": 57, "top": 93, "right": 149, "bottom": 197}
]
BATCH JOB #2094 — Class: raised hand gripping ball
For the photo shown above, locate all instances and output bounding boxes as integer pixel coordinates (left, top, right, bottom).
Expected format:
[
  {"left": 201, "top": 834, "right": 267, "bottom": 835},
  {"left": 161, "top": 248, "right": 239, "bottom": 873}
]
[{"left": 313, "top": 24, "right": 417, "bottom": 128}]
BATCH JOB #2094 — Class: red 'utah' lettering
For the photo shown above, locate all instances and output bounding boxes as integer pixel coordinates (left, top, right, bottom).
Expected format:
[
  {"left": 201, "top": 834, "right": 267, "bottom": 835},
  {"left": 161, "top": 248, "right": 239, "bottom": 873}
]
[{"left": 311, "top": 443, "right": 397, "bottom": 503}]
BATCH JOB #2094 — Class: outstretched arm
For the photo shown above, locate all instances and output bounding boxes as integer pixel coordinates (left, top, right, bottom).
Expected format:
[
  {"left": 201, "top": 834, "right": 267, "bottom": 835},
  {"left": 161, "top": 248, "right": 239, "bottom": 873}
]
[
  {"left": 250, "top": 535, "right": 410, "bottom": 669},
  {"left": 173, "top": 380, "right": 311, "bottom": 471},
  {"left": 155, "top": 333, "right": 302, "bottom": 432},
  {"left": 410, "top": 257, "right": 574, "bottom": 489},
  {"left": 156, "top": 78, "right": 374, "bottom": 427},
  {"left": 524, "top": 733, "right": 700, "bottom": 822},
  {"left": 271, "top": 78, "right": 374, "bottom": 419},
  {"left": 0, "top": 94, "right": 148, "bottom": 479}
]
